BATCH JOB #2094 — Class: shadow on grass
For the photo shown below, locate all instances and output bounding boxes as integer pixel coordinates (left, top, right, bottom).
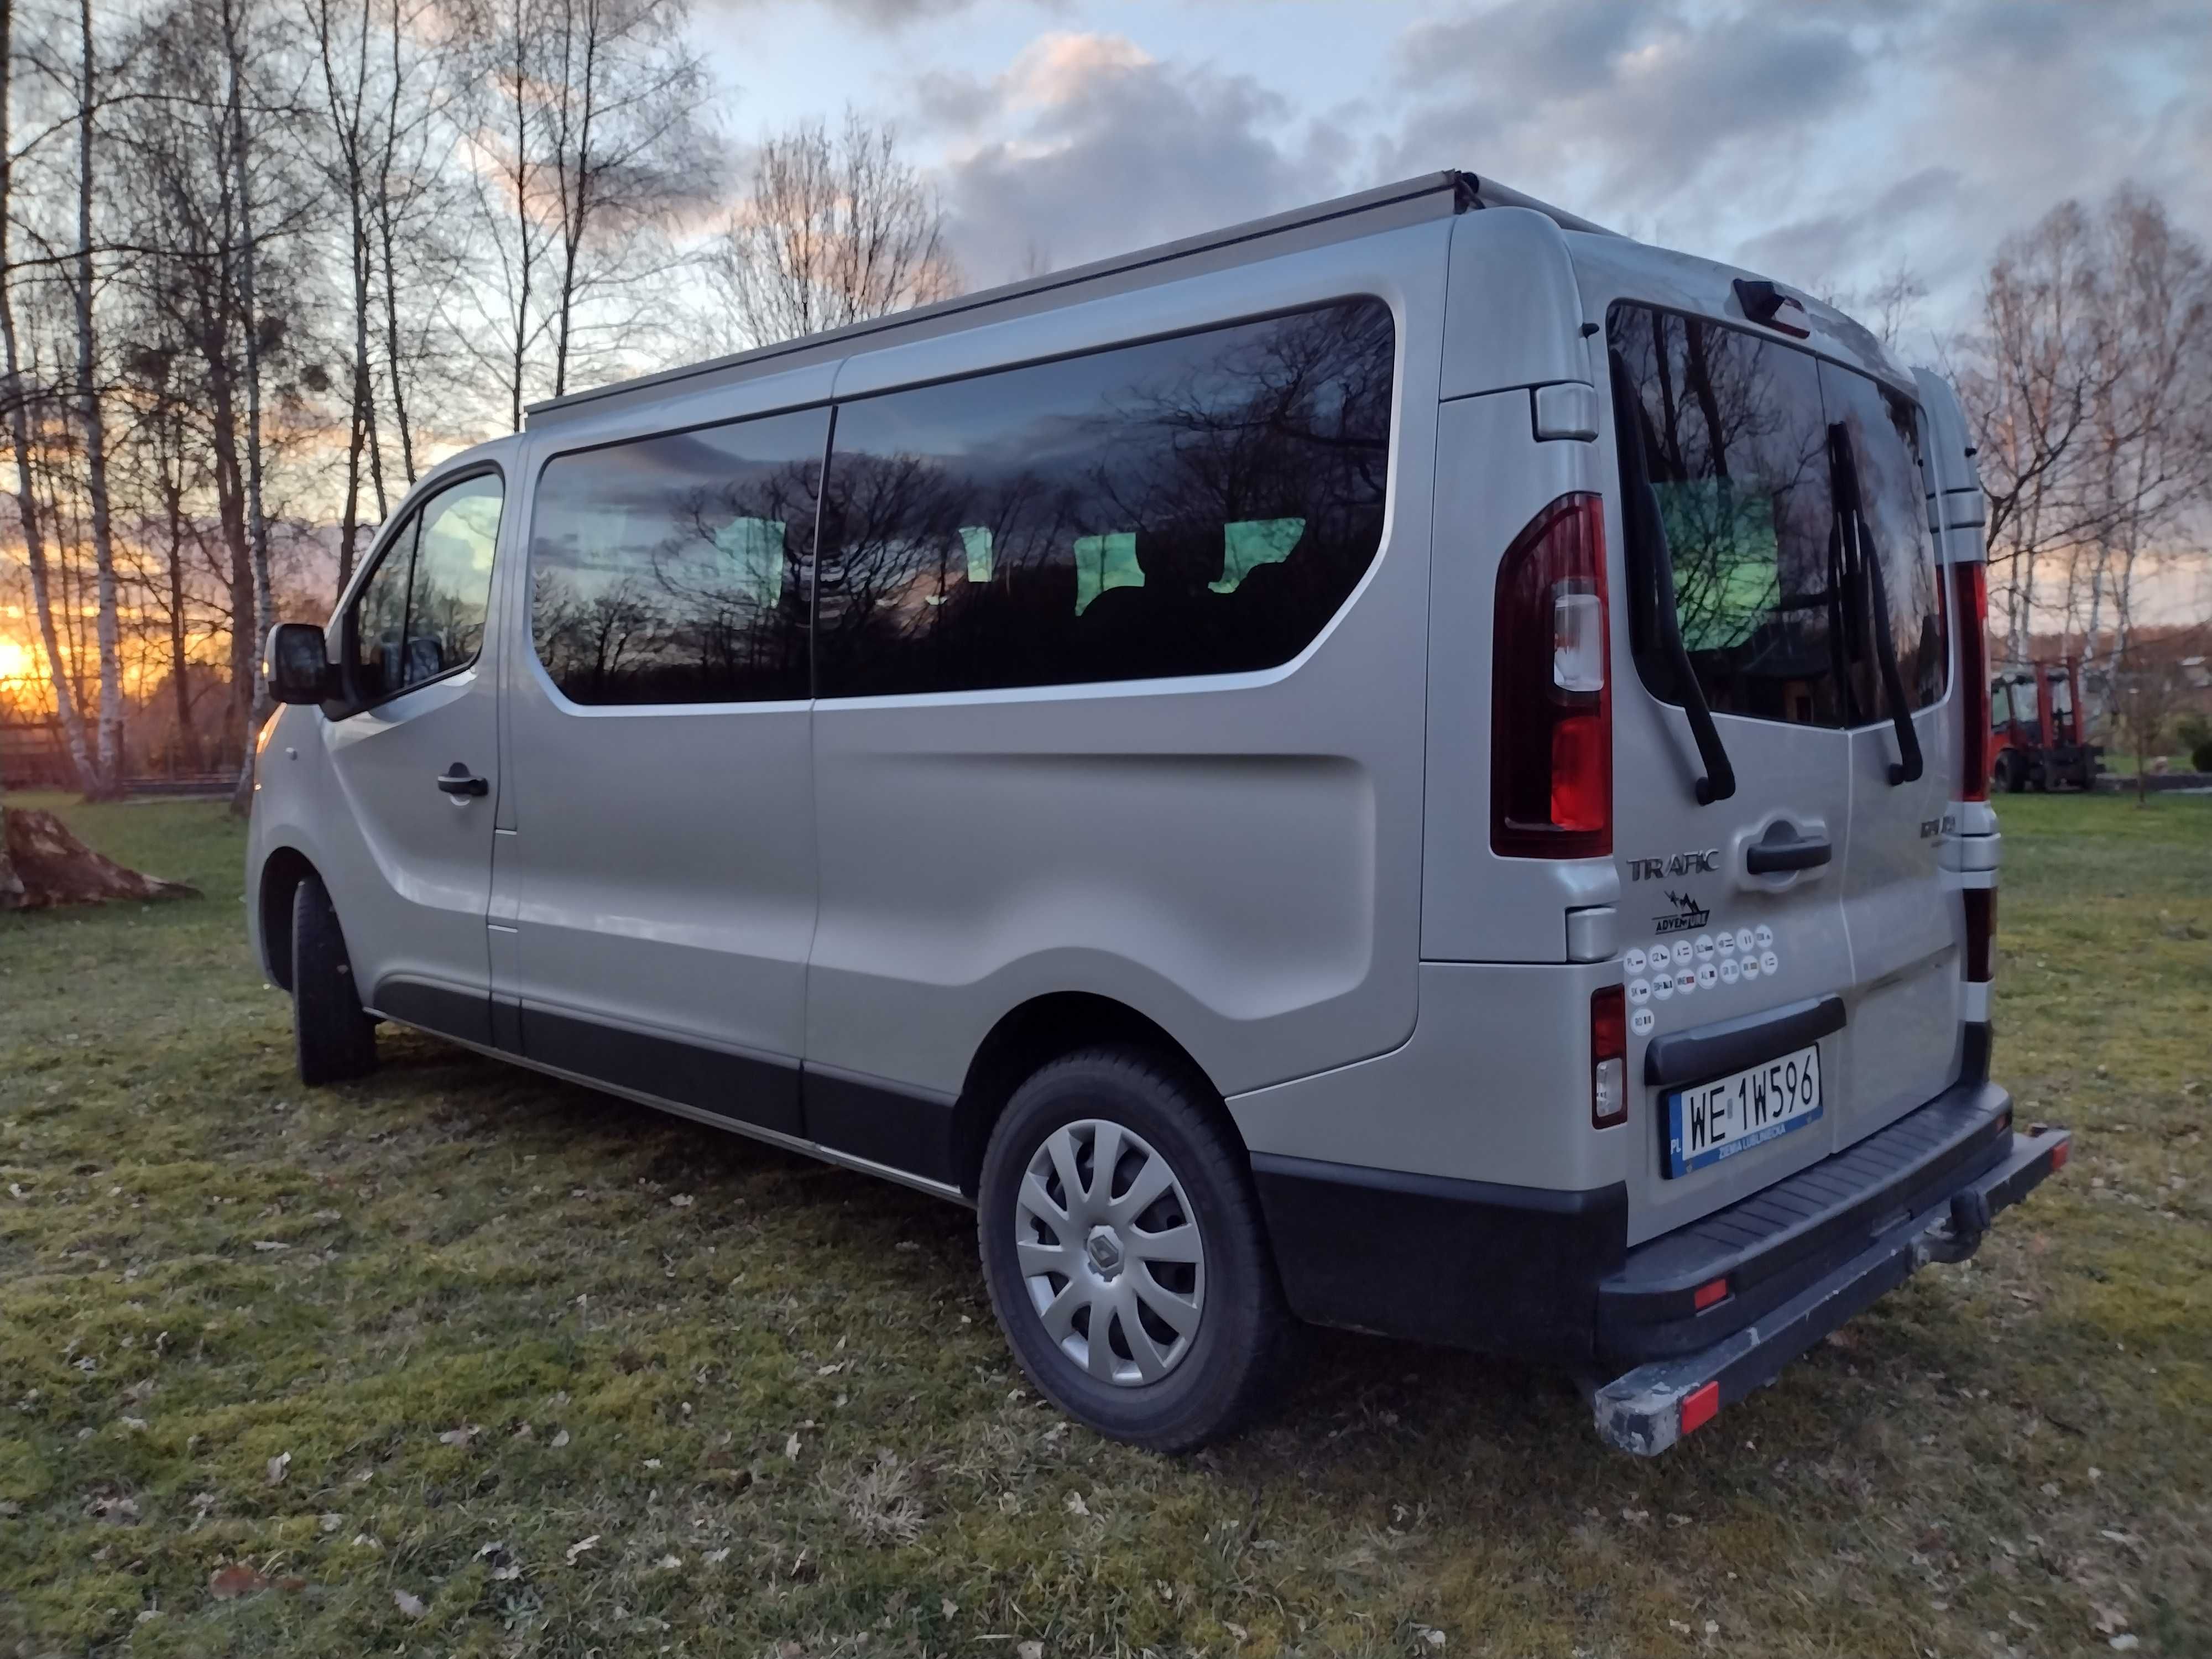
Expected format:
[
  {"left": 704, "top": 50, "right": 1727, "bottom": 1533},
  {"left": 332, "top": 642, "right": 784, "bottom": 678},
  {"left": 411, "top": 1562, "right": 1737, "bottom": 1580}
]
[{"left": 352, "top": 1025, "right": 1709, "bottom": 1487}]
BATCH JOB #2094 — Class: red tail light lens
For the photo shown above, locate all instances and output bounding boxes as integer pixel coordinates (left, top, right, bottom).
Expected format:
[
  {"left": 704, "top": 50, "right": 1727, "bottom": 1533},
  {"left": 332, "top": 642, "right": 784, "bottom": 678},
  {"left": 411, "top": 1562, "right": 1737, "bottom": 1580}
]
[
  {"left": 1953, "top": 563, "right": 1991, "bottom": 801},
  {"left": 1590, "top": 984, "right": 1627, "bottom": 1128},
  {"left": 1963, "top": 886, "right": 1996, "bottom": 982},
  {"left": 1493, "top": 494, "right": 1611, "bottom": 857}
]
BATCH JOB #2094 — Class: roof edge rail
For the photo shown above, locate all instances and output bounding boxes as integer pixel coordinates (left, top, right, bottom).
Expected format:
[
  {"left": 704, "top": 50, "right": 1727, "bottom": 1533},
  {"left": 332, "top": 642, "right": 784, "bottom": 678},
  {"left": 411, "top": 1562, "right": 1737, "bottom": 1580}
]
[{"left": 526, "top": 168, "right": 1614, "bottom": 423}]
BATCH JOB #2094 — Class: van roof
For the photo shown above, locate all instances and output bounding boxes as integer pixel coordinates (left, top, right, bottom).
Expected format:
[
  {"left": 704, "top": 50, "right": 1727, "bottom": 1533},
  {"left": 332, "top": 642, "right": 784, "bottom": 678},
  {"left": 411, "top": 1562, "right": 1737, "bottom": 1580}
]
[{"left": 525, "top": 170, "right": 1616, "bottom": 428}]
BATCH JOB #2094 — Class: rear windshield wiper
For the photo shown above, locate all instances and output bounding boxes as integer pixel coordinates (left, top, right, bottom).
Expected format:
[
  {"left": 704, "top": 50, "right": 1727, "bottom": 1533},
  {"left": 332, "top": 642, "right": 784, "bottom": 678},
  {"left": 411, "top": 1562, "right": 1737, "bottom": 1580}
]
[
  {"left": 1827, "top": 424, "right": 1924, "bottom": 786},
  {"left": 1609, "top": 353, "right": 1736, "bottom": 805}
]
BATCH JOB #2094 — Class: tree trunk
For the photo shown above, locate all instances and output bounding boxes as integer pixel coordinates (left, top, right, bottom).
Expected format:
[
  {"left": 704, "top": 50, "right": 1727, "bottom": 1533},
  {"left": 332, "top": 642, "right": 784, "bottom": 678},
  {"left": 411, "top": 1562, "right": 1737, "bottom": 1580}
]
[
  {"left": 505, "top": 0, "right": 533, "bottom": 432},
  {"left": 225, "top": 0, "right": 274, "bottom": 817},
  {"left": 0, "top": 0, "right": 95, "bottom": 794},
  {"left": 209, "top": 353, "right": 253, "bottom": 775},
  {"left": 76, "top": 0, "right": 126, "bottom": 794},
  {"left": 377, "top": 0, "right": 414, "bottom": 490},
  {"left": 163, "top": 434, "right": 200, "bottom": 771}
]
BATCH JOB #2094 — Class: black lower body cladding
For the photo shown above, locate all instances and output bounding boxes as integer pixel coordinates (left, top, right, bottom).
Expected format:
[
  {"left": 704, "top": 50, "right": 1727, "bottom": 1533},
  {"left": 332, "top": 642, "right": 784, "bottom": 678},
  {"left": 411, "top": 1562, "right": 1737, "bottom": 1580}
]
[{"left": 1249, "top": 1155, "right": 1628, "bottom": 1360}]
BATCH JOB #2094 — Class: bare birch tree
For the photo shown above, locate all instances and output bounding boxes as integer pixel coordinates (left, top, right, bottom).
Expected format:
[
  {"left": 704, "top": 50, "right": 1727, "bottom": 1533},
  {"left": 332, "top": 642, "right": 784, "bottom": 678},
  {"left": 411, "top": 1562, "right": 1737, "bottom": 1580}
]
[
  {"left": 1953, "top": 189, "right": 2212, "bottom": 699},
  {"left": 538, "top": 0, "right": 712, "bottom": 398},
  {"left": 1, "top": 0, "right": 96, "bottom": 792},
  {"left": 457, "top": 0, "right": 711, "bottom": 425},
  {"left": 1953, "top": 202, "right": 2114, "bottom": 664},
  {"left": 311, "top": 0, "right": 383, "bottom": 591},
  {"left": 218, "top": 0, "right": 274, "bottom": 813},
  {"left": 707, "top": 108, "right": 961, "bottom": 351},
  {"left": 71, "top": 0, "right": 123, "bottom": 789},
  {"left": 2074, "top": 192, "right": 2212, "bottom": 709},
  {"left": 369, "top": 0, "right": 453, "bottom": 488}
]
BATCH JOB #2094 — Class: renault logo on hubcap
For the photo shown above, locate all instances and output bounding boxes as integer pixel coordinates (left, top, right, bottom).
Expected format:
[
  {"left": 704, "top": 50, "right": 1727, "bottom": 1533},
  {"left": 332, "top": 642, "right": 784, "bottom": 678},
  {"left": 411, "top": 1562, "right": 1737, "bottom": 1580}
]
[{"left": 1086, "top": 1227, "right": 1124, "bottom": 1277}]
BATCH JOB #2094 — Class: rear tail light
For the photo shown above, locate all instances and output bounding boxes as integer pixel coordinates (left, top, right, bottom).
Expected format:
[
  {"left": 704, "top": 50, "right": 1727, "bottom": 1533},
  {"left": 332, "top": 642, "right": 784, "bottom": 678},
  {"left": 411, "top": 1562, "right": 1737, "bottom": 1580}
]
[
  {"left": 1493, "top": 494, "right": 1611, "bottom": 858},
  {"left": 1963, "top": 886, "right": 1996, "bottom": 982},
  {"left": 1590, "top": 984, "right": 1626, "bottom": 1128},
  {"left": 1953, "top": 562, "right": 1991, "bottom": 801},
  {"left": 1692, "top": 1276, "right": 1730, "bottom": 1311}
]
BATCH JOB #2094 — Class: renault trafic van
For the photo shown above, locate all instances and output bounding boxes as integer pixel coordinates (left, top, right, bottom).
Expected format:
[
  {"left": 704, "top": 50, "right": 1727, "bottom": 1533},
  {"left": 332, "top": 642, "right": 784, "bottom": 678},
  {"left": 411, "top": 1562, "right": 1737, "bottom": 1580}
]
[{"left": 248, "top": 171, "right": 2069, "bottom": 1454}]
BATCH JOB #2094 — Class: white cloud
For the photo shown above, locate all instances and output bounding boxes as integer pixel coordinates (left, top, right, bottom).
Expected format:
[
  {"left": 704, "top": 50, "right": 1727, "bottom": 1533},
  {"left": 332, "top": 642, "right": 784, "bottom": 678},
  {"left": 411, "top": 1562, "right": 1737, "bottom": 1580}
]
[
  {"left": 1002, "top": 31, "right": 1155, "bottom": 109},
  {"left": 925, "top": 33, "right": 1343, "bottom": 284},
  {"left": 854, "top": 0, "right": 2211, "bottom": 343}
]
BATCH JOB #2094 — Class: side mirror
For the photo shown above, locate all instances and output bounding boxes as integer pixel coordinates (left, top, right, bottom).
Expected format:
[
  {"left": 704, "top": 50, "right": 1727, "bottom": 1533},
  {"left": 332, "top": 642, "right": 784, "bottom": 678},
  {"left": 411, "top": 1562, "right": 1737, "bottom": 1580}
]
[{"left": 267, "top": 622, "right": 333, "bottom": 705}]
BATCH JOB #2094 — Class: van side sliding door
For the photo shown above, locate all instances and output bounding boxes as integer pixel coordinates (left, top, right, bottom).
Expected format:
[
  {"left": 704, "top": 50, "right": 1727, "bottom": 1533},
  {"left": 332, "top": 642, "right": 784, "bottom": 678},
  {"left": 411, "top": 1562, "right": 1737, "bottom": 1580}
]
[{"left": 492, "top": 404, "right": 829, "bottom": 1134}]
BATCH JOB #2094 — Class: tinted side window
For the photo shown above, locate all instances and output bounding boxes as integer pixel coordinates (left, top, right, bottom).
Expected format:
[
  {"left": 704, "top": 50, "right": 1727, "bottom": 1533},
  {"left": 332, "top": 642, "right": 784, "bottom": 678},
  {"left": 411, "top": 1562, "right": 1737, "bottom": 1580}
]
[
  {"left": 345, "top": 472, "right": 502, "bottom": 706},
  {"left": 530, "top": 409, "right": 824, "bottom": 705},
  {"left": 349, "top": 517, "right": 417, "bottom": 705},
  {"left": 815, "top": 298, "right": 1394, "bottom": 696}
]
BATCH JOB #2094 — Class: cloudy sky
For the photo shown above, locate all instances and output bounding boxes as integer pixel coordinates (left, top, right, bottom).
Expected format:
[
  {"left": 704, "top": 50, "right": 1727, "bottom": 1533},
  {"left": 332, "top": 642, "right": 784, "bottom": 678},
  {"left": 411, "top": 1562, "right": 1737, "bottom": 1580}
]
[{"left": 693, "top": 0, "right": 2212, "bottom": 356}]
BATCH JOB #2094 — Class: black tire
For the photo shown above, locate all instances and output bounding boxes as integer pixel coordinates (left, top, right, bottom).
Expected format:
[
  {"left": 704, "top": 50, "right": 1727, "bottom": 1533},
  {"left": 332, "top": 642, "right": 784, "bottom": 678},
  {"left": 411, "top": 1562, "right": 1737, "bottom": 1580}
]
[
  {"left": 2001, "top": 754, "right": 2027, "bottom": 794},
  {"left": 292, "top": 874, "right": 377, "bottom": 1086},
  {"left": 977, "top": 1047, "right": 1294, "bottom": 1451}
]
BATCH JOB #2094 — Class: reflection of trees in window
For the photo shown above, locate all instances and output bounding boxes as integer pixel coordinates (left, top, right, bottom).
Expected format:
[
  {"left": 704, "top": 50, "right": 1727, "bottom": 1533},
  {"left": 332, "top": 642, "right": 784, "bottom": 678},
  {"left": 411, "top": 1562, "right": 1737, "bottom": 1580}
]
[
  {"left": 530, "top": 414, "right": 822, "bottom": 705},
  {"left": 817, "top": 299, "right": 1394, "bottom": 695},
  {"left": 1611, "top": 304, "right": 1947, "bottom": 728},
  {"left": 345, "top": 477, "right": 502, "bottom": 701},
  {"left": 1828, "top": 379, "right": 1946, "bottom": 711},
  {"left": 1613, "top": 306, "right": 1840, "bottom": 725},
  {"left": 408, "top": 494, "right": 500, "bottom": 677}
]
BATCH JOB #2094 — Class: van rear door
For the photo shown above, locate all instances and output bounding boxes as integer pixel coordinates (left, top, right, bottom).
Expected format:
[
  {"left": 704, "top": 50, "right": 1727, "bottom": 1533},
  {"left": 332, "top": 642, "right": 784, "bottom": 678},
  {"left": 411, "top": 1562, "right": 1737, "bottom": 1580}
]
[
  {"left": 1821, "top": 365, "right": 1959, "bottom": 1137},
  {"left": 1577, "top": 251, "right": 1959, "bottom": 1244}
]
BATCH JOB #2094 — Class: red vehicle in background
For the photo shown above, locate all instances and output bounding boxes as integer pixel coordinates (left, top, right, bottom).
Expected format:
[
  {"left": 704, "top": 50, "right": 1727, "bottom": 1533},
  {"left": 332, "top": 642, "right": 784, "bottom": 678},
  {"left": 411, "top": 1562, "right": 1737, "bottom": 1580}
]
[{"left": 1989, "top": 656, "right": 2099, "bottom": 792}]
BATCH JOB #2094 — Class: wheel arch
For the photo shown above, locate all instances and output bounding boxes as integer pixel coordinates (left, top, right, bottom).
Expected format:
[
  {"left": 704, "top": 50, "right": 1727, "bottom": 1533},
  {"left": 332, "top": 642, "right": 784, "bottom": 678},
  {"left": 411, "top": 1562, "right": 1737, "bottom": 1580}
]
[
  {"left": 950, "top": 993, "right": 1235, "bottom": 1201},
  {"left": 255, "top": 844, "right": 322, "bottom": 992}
]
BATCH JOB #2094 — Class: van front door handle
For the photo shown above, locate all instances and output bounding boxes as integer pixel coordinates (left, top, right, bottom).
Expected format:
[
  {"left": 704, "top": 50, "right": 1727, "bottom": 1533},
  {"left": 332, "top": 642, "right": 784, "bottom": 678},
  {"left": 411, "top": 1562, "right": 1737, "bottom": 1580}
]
[
  {"left": 1745, "top": 824, "right": 1831, "bottom": 874},
  {"left": 436, "top": 764, "right": 489, "bottom": 798}
]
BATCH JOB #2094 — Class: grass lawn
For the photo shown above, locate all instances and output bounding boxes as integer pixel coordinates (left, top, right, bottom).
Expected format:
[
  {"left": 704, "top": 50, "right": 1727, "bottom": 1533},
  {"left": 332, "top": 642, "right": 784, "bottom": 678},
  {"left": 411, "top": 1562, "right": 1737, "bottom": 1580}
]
[{"left": 1, "top": 790, "right": 2206, "bottom": 1657}]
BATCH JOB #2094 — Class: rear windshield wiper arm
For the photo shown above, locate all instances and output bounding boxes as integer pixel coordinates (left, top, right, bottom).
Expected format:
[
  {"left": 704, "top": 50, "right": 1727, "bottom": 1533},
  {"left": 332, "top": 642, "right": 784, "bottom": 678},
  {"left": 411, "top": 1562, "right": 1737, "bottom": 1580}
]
[
  {"left": 1827, "top": 424, "right": 1924, "bottom": 786},
  {"left": 1609, "top": 355, "right": 1736, "bottom": 805}
]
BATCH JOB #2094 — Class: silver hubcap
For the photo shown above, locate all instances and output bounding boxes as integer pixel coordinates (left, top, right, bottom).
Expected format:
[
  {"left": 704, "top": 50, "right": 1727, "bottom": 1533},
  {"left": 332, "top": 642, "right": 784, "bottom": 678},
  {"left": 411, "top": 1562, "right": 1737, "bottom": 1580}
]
[{"left": 1016, "top": 1119, "right": 1206, "bottom": 1387}]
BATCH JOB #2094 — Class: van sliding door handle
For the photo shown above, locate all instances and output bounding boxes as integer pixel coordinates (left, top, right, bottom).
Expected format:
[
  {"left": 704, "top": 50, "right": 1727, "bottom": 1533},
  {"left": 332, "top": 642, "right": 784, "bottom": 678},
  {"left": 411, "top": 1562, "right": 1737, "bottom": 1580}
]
[
  {"left": 436, "top": 764, "right": 489, "bottom": 798},
  {"left": 1745, "top": 826, "right": 1831, "bottom": 874}
]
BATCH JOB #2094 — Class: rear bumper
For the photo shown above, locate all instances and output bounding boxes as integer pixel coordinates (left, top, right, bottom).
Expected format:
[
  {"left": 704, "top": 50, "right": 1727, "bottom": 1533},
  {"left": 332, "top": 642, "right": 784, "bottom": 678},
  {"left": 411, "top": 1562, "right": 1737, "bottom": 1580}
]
[
  {"left": 1592, "top": 1120, "right": 2069, "bottom": 1454},
  {"left": 1249, "top": 1076, "right": 2070, "bottom": 1427}
]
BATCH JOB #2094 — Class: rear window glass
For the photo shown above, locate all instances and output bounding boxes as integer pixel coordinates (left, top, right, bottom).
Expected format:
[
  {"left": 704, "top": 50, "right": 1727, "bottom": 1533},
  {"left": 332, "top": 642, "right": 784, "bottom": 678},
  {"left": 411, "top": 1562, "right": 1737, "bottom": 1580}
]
[
  {"left": 813, "top": 298, "right": 1395, "bottom": 697},
  {"left": 1607, "top": 304, "right": 1945, "bottom": 729}
]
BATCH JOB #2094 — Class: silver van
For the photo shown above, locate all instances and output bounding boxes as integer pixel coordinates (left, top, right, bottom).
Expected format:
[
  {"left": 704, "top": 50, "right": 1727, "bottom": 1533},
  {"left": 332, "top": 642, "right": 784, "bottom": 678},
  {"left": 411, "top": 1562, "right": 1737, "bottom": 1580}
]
[{"left": 247, "top": 171, "right": 2069, "bottom": 1454}]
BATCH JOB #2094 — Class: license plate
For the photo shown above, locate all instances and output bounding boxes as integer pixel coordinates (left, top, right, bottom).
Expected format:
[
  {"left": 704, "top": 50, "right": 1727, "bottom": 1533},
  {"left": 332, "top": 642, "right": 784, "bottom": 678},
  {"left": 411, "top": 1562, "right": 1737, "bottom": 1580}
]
[{"left": 1664, "top": 1043, "right": 1823, "bottom": 1178}]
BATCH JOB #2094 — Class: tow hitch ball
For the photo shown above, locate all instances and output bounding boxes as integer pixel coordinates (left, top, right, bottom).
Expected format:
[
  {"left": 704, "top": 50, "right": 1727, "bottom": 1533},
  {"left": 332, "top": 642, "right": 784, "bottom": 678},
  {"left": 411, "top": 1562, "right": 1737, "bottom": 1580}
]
[{"left": 1922, "top": 1188, "right": 1991, "bottom": 1264}]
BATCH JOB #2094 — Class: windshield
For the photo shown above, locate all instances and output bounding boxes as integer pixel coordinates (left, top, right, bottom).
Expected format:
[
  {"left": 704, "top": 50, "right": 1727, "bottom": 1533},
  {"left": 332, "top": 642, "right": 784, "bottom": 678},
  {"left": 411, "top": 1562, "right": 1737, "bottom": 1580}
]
[{"left": 1608, "top": 303, "right": 1947, "bottom": 729}]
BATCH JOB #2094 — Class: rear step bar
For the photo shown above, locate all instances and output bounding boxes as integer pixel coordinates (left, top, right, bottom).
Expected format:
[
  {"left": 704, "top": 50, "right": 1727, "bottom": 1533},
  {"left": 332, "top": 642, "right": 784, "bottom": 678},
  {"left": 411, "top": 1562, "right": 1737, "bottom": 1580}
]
[{"left": 1591, "top": 1124, "right": 2070, "bottom": 1454}]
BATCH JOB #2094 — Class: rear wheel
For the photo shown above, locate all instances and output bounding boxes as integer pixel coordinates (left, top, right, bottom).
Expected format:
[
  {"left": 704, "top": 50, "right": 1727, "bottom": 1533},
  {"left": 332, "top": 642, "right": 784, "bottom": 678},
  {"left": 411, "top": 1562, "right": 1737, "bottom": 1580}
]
[
  {"left": 977, "top": 1048, "right": 1292, "bottom": 1451},
  {"left": 292, "top": 874, "right": 377, "bottom": 1086}
]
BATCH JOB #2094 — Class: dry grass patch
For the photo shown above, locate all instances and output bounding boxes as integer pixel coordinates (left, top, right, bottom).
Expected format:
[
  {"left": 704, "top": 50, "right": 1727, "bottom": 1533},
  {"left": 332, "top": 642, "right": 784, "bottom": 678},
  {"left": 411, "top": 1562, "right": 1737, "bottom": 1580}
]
[{"left": 1, "top": 790, "right": 2205, "bottom": 1656}]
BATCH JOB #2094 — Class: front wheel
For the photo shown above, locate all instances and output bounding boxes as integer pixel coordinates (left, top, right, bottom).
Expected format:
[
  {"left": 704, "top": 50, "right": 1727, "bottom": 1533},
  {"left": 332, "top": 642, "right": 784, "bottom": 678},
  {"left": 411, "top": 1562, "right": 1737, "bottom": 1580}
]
[
  {"left": 977, "top": 1048, "right": 1293, "bottom": 1451},
  {"left": 292, "top": 874, "right": 377, "bottom": 1086}
]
